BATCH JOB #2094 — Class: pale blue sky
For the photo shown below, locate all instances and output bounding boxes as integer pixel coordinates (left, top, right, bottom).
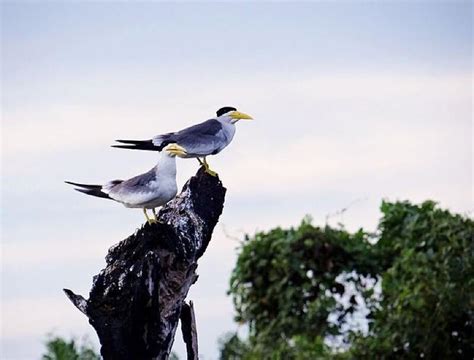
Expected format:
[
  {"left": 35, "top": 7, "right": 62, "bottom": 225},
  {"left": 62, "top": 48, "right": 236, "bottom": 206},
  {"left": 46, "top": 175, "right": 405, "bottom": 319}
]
[{"left": 2, "top": 2, "right": 472, "bottom": 359}]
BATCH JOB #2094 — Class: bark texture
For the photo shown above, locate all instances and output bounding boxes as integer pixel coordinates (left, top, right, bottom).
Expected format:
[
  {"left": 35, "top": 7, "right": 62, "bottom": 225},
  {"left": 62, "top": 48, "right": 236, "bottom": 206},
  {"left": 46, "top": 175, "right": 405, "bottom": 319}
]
[
  {"left": 64, "top": 167, "right": 226, "bottom": 360},
  {"left": 180, "top": 301, "right": 199, "bottom": 360}
]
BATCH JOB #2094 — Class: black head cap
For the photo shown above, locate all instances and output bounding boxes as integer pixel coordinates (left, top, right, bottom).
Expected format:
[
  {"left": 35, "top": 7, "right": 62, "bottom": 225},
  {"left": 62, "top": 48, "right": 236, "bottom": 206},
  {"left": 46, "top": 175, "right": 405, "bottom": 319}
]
[{"left": 216, "top": 106, "right": 237, "bottom": 117}]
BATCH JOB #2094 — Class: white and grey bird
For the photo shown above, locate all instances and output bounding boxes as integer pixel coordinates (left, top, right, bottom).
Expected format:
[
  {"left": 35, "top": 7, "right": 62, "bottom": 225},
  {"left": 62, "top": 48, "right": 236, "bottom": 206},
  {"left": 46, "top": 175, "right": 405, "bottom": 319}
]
[
  {"left": 112, "top": 106, "right": 253, "bottom": 176},
  {"left": 65, "top": 143, "right": 187, "bottom": 224}
]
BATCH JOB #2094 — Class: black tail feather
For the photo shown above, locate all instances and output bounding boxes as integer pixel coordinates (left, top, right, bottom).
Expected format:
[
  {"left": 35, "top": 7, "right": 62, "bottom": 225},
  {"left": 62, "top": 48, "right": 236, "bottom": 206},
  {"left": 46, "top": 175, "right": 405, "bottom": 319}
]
[
  {"left": 74, "top": 187, "right": 111, "bottom": 199},
  {"left": 65, "top": 181, "right": 111, "bottom": 199},
  {"left": 112, "top": 139, "right": 171, "bottom": 151},
  {"left": 115, "top": 139, "right": 151, "bottom": 145},
  {"left": 113, "top": 139, "right": 160, "bottom": 151},
  {"left": 65, "top": 181, "right": 102, "bottom": 189},
  {"left": 111, "top": 145, "right": 154, "bottom": 150}
]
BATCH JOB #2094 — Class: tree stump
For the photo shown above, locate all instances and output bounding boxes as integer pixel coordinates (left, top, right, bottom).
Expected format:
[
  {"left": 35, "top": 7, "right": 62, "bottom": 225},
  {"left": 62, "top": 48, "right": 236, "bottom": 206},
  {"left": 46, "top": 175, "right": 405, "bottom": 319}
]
[{"left": 64, "top": 168, "right": 226, "bottom": 359}]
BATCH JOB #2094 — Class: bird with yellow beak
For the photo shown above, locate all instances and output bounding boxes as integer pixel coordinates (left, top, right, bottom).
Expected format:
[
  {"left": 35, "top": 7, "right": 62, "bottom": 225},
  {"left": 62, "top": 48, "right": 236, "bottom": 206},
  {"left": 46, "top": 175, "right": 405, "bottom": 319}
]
[
  {"left": 66, "top": 143, "right": 188, "bottom": 225},
  {"left": 113, "top": 106, "right": 253, "bottom": 176}
]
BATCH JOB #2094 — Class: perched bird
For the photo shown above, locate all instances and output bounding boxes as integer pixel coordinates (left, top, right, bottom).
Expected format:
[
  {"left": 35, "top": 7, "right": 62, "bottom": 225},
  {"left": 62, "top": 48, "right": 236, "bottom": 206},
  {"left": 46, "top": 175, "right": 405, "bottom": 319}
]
[
  {"left": 65, "top": 143, "right": 187, "bottom": 224},
  {"left": 112, "top": 106, "right": 253, "bottom": 176}
]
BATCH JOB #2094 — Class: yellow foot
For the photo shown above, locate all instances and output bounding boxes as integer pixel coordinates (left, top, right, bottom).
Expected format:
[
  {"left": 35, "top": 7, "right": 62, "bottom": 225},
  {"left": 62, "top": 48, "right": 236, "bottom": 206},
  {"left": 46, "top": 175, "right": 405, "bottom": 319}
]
[
  {"left": 152, "top": 208, "right": 159, "bottom": 222},
  {"left": 147, "top": 219, "right": 158, "bottom": 225},
  {"left": 144, "top": 208, "right": 158, "bottom": 225},
  {"left": 202, "top": 157, "right": 218, "bottom": 177},
  {"left": 205, "top": 167, "right": 218, "bottom": 177}
]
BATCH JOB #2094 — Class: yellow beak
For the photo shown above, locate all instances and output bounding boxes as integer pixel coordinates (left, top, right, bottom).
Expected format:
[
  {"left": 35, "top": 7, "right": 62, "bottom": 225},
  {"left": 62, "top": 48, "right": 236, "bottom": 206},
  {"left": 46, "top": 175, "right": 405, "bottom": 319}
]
[
  {"left": 229, "top": 111, "right": 254, "bottom": 120},
  {"left": 165, "top": 143, "right": 188, "bottom": 157}
]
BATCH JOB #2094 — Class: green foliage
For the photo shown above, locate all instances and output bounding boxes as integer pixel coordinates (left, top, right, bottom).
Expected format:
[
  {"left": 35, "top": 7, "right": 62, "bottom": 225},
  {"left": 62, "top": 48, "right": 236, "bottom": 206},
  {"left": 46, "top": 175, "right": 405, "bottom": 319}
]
[
  {"left": 223, "top": 201, "right": 474, "bottom": 359},
  {"left": 351, "top": 201, "right": 474, "bottom": 359},
  {"left": 42, "top": 336, "right": 100, "bottom": 360},
  {"left": 41, "top": 335, "right": 182, "bottom": 360},
  {"left": 228, "top": 218, "right": 378, "bottom": 358},
  {"left": 218, "top": 332, "right": 334, "bottom": 360},
  {"left": 218, "top": 332, "right": 251, "bottom": 360},
  {"left": 169, "top": 352, "right": 180, "bottom": 360}
]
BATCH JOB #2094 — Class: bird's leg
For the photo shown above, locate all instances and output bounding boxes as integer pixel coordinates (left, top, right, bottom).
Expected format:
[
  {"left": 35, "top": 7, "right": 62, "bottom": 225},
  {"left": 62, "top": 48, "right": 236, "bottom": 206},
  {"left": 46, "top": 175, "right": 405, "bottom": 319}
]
[
  {"left": 143, "top": 208, "right": 156, "bottom": 225},
  {"left": 152, "top": 208, "right": 165, "bottom": 224},
  {"left": 197, "top": 157, "right": 204, "bottom": 165},
  {"left": 202, "top": 157, "right": 217, "bottom": 177}
]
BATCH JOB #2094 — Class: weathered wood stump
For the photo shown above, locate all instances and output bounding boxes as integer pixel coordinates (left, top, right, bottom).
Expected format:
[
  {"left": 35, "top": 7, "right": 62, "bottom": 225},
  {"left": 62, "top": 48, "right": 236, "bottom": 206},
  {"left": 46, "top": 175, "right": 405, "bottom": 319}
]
[{"left": 64, "top": 168, "right": 226, "bottom": 359}]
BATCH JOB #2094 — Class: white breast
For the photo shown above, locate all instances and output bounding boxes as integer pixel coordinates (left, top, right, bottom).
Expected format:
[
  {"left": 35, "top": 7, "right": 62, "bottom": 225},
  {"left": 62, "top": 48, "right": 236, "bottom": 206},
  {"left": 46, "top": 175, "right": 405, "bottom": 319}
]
[
  {"left": 109, "top": 153, "right": 178, "bottom": 209},
  {"left": 216, "top": 119, "right": 236, "bottom": 152}
]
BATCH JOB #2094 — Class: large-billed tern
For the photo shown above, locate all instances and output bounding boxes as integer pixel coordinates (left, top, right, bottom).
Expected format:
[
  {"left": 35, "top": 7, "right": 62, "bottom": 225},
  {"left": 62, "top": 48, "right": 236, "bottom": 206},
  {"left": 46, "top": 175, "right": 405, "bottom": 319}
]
[
  {"left": 65, "top": 143, "right": 187, "bottom": 224},
  {"left": 112, "top": 106, "right": 253, "bottom": 176}
]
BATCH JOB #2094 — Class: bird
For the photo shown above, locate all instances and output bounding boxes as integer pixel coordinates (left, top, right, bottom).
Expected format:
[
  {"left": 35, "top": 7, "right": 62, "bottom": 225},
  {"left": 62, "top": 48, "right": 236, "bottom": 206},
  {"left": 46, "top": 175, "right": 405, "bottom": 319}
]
[
  {"left": 112, "top": 106, "right": 253, "bottom": 176},
  {"left": 65, "top": 143, "right": 187, "bottom": 225}
]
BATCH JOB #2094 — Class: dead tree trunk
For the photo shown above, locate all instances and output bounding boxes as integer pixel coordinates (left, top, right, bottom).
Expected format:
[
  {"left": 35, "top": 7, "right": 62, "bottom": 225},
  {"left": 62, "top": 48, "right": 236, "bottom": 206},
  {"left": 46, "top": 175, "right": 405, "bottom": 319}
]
[{"left": 64, "top": 168, "right": 226, "bottom": 359}]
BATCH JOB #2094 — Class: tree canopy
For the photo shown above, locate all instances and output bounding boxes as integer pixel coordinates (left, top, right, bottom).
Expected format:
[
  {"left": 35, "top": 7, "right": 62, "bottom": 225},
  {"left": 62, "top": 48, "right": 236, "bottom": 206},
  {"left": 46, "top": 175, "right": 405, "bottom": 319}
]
[
  {"left": 41, "top": 336, "right": 100, "bottom": 360},
  {"left": 41, "top": 335, "right": 181, "bottom": 360},
  {"left": 222, "top": 201, "right": 473, "bottom": 359}
]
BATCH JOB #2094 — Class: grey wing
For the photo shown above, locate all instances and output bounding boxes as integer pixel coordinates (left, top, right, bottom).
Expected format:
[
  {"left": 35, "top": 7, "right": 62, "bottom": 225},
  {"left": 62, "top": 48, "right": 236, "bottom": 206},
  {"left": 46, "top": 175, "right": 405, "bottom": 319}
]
[
  {"left": 107, "top": 168, "right": 158, "bottom": 205},
  {"left": 154, "top": 119, "right": 227, "bottom": 156}
]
